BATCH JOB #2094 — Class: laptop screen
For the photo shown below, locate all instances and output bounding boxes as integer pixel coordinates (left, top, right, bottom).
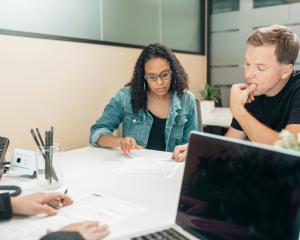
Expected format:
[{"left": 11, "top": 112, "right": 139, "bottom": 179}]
[{"left": 176, "top": 132, "right": 300, "bottom": 240}]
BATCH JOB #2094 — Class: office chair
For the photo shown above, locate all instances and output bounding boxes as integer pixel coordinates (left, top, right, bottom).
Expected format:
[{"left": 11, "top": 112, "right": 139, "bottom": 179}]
[{"left": 195, "top": 98, "right": 203, "bottom": 132}]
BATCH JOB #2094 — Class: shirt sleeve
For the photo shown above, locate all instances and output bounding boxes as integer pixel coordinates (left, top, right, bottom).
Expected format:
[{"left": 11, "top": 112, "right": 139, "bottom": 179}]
[
  {"left": 231, "top": 117, "right": 243, "bottom": 131},
  {"left": 0, "top": 193, "right": 13, "bottom": 221},
  {"left": 230, "top": 102, "right": 255, "bottom": 131},
  {"left": 287, "top": 84, "right": 300, "bottom": 125},
  {"left": 40, "top": 232, "right": 84, "bottom": 240},
  {"left": 89, "top": 88, "right": 125, "bottom": 146},
  {"left": 182, "top": 93, "right": 198, "bottom": 143}
]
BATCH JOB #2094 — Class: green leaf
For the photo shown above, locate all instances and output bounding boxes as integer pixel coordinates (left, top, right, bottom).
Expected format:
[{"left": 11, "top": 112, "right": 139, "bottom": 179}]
[{"left": 200, "top": 84, "right": 221, "bottom": 103}]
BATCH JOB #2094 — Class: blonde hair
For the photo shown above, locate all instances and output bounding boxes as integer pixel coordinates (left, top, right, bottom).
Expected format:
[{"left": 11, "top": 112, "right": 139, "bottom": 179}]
[{"left": 247, "top": 25, "right": 299, "bottom": 65}]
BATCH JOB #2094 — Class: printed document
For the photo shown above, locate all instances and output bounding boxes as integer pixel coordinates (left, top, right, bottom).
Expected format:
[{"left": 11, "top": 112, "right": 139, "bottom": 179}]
[
  {"left": 114, "top": 157, "right": 180, "bottom": 178},
  {"left": 0, "top": 193, "right": 146, "bottom": 240}
]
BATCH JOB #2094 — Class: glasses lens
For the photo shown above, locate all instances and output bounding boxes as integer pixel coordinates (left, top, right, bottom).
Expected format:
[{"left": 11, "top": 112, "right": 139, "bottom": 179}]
[
  {"left": 145, "top": 73, "right": 157, "bottom": 82},
  {"left": 160, "top": 71, "right": 171, "bottom": 80}
]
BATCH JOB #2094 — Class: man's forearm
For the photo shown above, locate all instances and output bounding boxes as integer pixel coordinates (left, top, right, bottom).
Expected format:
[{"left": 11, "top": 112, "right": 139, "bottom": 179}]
[{"left": 235, "top": 108, "right": 279, "bottom": 145}]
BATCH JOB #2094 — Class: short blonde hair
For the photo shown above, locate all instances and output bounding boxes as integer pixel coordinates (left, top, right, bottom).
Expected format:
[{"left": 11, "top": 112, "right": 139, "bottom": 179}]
[{"left": 247, "top": 25, "right": 299, "bottom": 65}]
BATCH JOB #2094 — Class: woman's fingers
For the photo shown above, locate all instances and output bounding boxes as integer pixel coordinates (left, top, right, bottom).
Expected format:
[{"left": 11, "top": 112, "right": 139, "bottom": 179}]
[{"left": 120, "top": 137, "right": 139, "bottom": 154}]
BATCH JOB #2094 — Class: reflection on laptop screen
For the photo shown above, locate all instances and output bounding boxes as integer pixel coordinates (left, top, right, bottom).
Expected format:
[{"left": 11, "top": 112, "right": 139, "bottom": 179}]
[{"left": 177, "top": 132, "right": 300, "bottom": 240}]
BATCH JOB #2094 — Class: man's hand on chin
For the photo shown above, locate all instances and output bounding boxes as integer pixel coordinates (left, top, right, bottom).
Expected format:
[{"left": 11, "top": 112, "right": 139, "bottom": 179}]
[{"left": 230, "top": 83, "right": 256, "bottom": 119}]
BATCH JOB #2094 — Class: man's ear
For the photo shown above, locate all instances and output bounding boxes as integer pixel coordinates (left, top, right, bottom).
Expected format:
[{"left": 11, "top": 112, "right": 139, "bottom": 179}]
[{"left": 281, "top": 64, "right": 293, "bottom": 79}]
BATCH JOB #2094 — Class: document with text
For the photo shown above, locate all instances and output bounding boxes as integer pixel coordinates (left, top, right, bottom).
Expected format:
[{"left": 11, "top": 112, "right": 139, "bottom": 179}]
[
  {"left": 0, "top": 193, "right": 146, "bottom": 240},
  {"left": 114, "top": 157, "right": 180, "bottom": 178}
]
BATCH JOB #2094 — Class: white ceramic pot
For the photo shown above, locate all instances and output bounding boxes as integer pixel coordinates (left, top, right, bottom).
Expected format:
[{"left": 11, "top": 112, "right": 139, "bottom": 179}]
[{"left": 200, "top": 100, "right": 215, "bottom": 113}]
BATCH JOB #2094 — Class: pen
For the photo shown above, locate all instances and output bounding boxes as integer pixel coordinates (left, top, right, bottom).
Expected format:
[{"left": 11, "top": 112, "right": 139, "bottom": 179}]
[
  {"left": 35, "top": 128, "right": 45, "bottom": 146},
  {"left": 60, "top": 188, "right": 68, "bottom": 207}
]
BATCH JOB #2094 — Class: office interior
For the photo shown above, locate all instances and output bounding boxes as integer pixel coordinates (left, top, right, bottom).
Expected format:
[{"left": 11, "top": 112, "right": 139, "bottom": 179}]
[{"left": 0, "top": 0, "right": 300, "bottom": 156}]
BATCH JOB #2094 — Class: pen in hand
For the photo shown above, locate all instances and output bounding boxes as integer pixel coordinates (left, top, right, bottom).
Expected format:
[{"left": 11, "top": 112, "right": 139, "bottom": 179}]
[{"left": 59, "top": 189, "right": 68, "bottom": 208}]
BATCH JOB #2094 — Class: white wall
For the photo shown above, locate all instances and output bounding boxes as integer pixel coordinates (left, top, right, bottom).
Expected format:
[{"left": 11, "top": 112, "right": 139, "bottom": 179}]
[
  {"left": 0, "top": 0, "right": 101, "bottom": 40},
  {"left": 0, "top": 35, "right": 206, "bottom": 158}
]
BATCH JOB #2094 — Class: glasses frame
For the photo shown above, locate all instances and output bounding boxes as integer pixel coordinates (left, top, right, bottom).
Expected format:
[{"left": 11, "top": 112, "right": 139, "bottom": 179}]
[{"left": 144, "top": 70, "right": 172, "bottom": 83}]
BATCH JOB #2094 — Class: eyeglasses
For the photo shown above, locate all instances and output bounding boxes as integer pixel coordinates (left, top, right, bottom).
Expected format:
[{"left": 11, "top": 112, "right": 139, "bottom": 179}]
[{"left": 144, "top": 70, "right": 172, "bottom": 82}]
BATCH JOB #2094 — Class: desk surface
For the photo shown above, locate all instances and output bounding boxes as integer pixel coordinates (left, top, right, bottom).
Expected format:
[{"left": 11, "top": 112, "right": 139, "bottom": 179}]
[
  {"left": 202, "top": 107, "right": 232, "bottom": 128},
  {"left": 0, "top": 147, "right": 185, "bottom": 240}
]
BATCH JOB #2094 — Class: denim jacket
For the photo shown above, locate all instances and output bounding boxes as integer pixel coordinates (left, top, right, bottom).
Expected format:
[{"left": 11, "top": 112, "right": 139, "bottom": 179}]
[{"left": 90, "top": 86, "right": 197, "bottom": 152}]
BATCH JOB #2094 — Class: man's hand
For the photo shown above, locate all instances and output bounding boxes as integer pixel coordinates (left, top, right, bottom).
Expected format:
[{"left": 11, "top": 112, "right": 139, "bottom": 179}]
[
  {"left": 172, "top": 144, "right": 188, "bottom": 162},
  {"left": 230, "top": 83, "right": 256, "bottom": 118},
  {"left": 55, "top": 221, "right": 109, "bottom": 240},
  {"left": 11, "top": 192, "right": 73, "bottom": 216},
  {"left": 119, "top": 137, "right": 143, "bottom": 154}
]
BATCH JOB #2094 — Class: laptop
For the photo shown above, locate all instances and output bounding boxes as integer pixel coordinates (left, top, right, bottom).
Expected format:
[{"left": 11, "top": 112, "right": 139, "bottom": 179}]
[{"left": 130, "top": 132, "right": 300, "bottom": 240}]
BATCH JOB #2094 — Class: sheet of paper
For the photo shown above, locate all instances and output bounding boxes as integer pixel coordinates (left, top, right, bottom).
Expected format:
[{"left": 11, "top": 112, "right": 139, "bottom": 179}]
[
  {"left": 0, "top": 193, "right": 146, "bottom": 240},
  {"left": 114, "top": 157, "right": 180, "bottom": 178}
]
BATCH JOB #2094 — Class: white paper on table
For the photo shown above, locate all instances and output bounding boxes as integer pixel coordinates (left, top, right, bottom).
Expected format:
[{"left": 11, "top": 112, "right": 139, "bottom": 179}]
[
  {"left": 0, "top": 192, "right": 146, "bottom": 240},
  {"left": 114, "top": 157, "right": 180, "bottom": 178}
]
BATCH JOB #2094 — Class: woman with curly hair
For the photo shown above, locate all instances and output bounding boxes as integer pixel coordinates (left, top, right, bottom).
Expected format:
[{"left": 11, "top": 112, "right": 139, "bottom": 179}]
[{"left": 89, "top": 43, "right": 197, "bottom": 157}]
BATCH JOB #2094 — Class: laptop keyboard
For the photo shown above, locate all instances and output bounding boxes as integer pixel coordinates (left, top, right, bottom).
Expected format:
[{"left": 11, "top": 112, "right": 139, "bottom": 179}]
[{"left": 131, "top": 228, "right": 190, "bottom": 240}]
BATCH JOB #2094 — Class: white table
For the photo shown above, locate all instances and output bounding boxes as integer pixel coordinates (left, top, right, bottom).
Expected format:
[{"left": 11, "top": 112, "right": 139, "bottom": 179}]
[
  {"left": 202, "top": 107, "right": 232, "bottom": 128},
  {"left": 0, "top": 147, "right": 185, "bottom": 240}
]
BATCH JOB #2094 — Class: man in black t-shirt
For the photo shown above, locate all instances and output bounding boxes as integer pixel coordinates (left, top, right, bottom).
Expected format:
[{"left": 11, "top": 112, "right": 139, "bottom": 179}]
[
  {"left": 226, "top": 25, "right": 300, "bottom": 145},
  {"left": 172, "top": 25, "right": 300, "bottom": 161}
]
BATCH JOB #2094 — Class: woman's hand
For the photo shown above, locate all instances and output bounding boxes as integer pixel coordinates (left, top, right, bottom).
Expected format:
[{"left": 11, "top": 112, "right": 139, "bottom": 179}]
[
  {"left": 172, "top": 144, "right": 188, "bottom": 162},
  {"left": 119, "top": 137, "right": 143, "bottom": 154},
  {"left": 11, "top": 192, "right": 73, "bottom": 216}
]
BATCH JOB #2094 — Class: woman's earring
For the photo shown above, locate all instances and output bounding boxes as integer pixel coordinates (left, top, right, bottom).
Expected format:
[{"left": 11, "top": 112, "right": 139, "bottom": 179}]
[{"left": 144, "top": 82, "right": 146, "bottom": 91}]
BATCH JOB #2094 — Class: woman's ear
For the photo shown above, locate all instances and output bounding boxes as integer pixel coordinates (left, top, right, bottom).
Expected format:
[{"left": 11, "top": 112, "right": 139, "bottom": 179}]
[{"left": 281, "top": 64, "right": 293, "bottom": 79}]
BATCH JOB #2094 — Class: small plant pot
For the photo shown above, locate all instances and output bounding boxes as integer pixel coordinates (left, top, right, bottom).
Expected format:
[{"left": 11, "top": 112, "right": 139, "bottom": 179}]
[{"left": 200, "top": 100, "right": 215, "bottom": 113}]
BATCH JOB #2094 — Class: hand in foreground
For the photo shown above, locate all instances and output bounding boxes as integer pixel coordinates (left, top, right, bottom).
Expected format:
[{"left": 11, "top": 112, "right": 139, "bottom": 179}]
[
  {"left": 119, "top": 136, "right": 143, "bottom": 154},
  {"left": 230, "top": 83, "right": 256, "bottom": 117},
  {"left": 56, "top": 221, "right": 110, "bottom": 240},
  {"left": 11, "top": 192, "right": 73, "bottom": 216},
  {"left": 172, "top": 144, "right": 188, "bottom": 162}
]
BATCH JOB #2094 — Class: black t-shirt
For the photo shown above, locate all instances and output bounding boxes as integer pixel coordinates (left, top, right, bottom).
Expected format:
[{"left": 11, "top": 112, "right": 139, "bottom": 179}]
[
  {"left": 231, "top": 70, "right": 300, "bottom": 132},
  {"left": 146, "top": 111, "right": 166, "bottom": 151}
]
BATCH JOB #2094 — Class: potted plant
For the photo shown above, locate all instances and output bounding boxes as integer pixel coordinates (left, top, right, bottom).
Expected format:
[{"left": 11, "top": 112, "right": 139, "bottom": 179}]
[
  {"left": 200, "top": 84, "right": 221, "bottom": 113},
  {"left": 275, "top": 130, "right": 300, "bottom": 152}
]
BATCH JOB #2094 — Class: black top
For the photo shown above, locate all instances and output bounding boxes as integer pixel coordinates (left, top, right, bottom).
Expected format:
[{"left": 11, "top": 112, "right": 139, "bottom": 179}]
[
  {"left": 231, "top": 70, "right": 300, "bottom": 132},
  {"left": 0, "top": 193, "right": 12, "bottom": 220},
  {"left": 0, "top": 193, "right": 84, "bottom": 240},
  {"left": 146, "top": 111, "right": 167, "bottom": 151}
]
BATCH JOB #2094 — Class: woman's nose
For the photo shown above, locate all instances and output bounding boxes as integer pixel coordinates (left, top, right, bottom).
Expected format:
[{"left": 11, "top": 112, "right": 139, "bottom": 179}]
[{"left": 156, "top": 77, "right": 163, "bottom": 84}]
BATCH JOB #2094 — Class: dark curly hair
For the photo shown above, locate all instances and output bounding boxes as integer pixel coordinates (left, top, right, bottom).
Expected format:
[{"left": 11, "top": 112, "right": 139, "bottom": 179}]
[{"left": 127, "top": 43, "right": 188, "bottom": 113}]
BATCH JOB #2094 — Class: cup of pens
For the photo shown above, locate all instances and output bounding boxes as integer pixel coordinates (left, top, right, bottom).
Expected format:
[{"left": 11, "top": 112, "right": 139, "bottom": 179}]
[{"left": 31, "top": 127, "right": 63, "bottom": 190}]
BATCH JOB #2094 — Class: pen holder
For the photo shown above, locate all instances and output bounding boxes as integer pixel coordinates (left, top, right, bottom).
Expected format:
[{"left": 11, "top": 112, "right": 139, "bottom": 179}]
[{"left": 36, "top": 144, "right": 63, "bottom": 190}]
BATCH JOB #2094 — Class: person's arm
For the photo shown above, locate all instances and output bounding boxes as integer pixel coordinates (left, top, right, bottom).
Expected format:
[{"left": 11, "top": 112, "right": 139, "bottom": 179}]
[
  {"left": 40, "top": 232, "right": 84, "bottom": 240},
  {"left": 10, "top": 192, "right": 73, "bottom": 216},
  {"left": 89, "top": 89, "right": 125, "bottom": 147},
  {"left": 172, "top": 143, "right": 188, "bottom": 162},
  {"left": 90, "top": 88, "right": 143, "bottom": 153},
  {"left": 98, "top": 135, "right": 143, "bottom": 154},
  {"left": 181, "top": 92, "right": 198, "bottom": 143},
  {"left": 286, "top": 124, "right": 300, "bottom": 135},
  {"left": 230, "top": 83, "right": 282, "bottom": 145},
  {"left": 225, "top": 127, "right": 247, "bottom": 140},
  {"left": 0, "top": 193, "right": 13, "bottom": 220},
  {"left": 232, "top": 107, "right": 280, "bottom": 144},
  {"left": 42, "top": 221, "right": 109, "bottom": 240},
  {"left": 171, "top": 93, "right": 197, "bottom": 162},
  {"left": 1, "top": 192, "right": 72, "bottom": 220}
]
